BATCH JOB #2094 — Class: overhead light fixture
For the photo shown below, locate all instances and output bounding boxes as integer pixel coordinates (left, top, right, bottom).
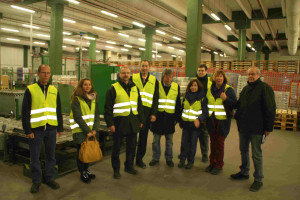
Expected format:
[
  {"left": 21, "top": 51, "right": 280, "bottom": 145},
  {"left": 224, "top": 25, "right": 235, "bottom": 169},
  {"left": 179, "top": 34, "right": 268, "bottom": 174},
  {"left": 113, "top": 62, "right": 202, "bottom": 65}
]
[
  {"left": 156, "top": 55, "right": 162, "bottom": 58},
  {"left": 101, "top": 10, "right": 118, "bottom": 18},
  {"left": 224, "top": 25, "right": 231, "bottom": 31},
  {"left": 211, "top": 13, "right": 220, "bottom": 21},
  {"left": 106, "top": 46, "right": 114, "bottom": 49},
  {"left": 179, "top": 50, "right": 185, "bottom": 52},
  {"left": 36, "top": 34, "right": 50, "bottom": 38},
  {"left": 173, "top": 36, "right": 181, "bottom": 41},
  {"left": 118, "top": 33, "right": 129, "bottom": 37},
  {"left": 168, "top": 46, "right": 174, "bottom": 49},
  {"left": 124, "top": 44, "right": 132, "bottom": 48},
  {"left": 171, "top": 55, "right": 177, "bottom": 57},
  {"left": 63, "top": 18, "right": 76, "bottom": 23},
  {"left": 138, "top": 38, "right": 146, "bottom": 42},
  {"left": 63, "top": 32, "right": 71, "bottom": 35},
  {"left": 34, "top": 42, "right": 45, "bottom": 45},
  {"left": 121, "top": 48, "right": 129, "bottom": 51},
  {"left": 152, "top": 50, "right": 157, "bottom": 53},
  {"left": 84, "top": 36, "right": 96, "bottom": 40},
  {"left": 247, "top": 44, "right": 251, "bottom": 48},
  {"left": 22, "top": 24, "right": 40, "bottom": 29},
  {"left": 11, "top": 5, "right": 35, "bottom": 13},
  {"left": 87, "top": 42, "right": 90, "bottom": 45},
  {"left": 2, "top": 28, "right": 19, "bottom": 32},
  {"left": 251, "top": 47, "right": 256, "bottom": 51},
  {"left": 106, "top": 41, "right": 116, "bottom": 44},
  {"left": 67, "top": 0, "right": 79, "bottom": 4},
  {"left": 220, "top": 54, "right": 224, "bottom": 57},
  {"left": 96, "top": 50, "right": 100, "bottom": 53},
  {"left": 206, "top": 48, "right": 211, "bottom": 52},
  {"left": 92, "top": 26, "right": 106, "bottom": 31},
  {"left": 62, "top": 46, "right": 67, "bottom": 48},
  {"left": 201, "top": 46, "right": 204, "bottom": 49},
  {"left": 133, "top": 21, "right": 145, "bottom": 28},
  {"left": 6, "top": 38, "right": 20, "bottom": 42},
  {"left": 82, "top": 48, "right": 88, "bottom": 51},
  {"left": 155, "top": 42, "right": 162, "bottom": 46},
  {"left": 64, "top": 38, "right": 76, "bottom": 42},
  {"left": 156, "top": 30, "right": 166, "bottom": 35},
  {"left": 213, "top": 51, "right": 218, "bottom": 54},
  {"left": 139, "top": 48, "right": 146, "bottom": 51}
]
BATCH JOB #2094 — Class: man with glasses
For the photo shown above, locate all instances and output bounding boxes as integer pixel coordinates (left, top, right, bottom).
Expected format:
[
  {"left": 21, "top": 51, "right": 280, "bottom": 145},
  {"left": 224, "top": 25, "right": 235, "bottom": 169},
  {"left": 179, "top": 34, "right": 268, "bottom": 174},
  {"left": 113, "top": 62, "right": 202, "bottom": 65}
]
[
  {"left": 231, "top": 67, "right": 276, "bottom": 192},
  {"left": 22, "top": 64, "right": 63, "bottom": 193}
]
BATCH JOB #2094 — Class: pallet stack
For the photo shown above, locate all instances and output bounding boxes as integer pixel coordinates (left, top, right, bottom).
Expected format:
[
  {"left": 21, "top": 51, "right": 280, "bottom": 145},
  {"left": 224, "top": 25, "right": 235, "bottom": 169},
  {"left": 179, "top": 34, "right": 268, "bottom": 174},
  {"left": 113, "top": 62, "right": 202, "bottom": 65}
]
[{"left": 274, "top": 109, "right": 298, "bottom": 131}]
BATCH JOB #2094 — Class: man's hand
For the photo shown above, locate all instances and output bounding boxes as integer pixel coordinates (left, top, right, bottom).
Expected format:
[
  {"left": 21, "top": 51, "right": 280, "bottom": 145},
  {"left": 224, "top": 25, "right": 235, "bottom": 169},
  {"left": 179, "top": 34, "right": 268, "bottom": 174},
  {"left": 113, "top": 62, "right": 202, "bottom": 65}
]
[
  {"left": 264, "top": 131, "right": 270, "bottom": 136},
  {"left": 140, "top": 123, "right": 143, "bottom": 128},
  {"left": 150, "top": 115, "right": 156, "bottom": 122},
  {"left": 194, "top": 119, "right": 200, "bottom": 128},
  {"left": 220, "top": 92, "right": 227, "bottom": 101},
  {"left": 57, "top": 132, "right": 63, "bottom": 137},
  {"left": 109, "top": 126, "right": 115, "bottom": 133},
  {"left": 28, "top": 133, "right": 34, "bottom": 139}
]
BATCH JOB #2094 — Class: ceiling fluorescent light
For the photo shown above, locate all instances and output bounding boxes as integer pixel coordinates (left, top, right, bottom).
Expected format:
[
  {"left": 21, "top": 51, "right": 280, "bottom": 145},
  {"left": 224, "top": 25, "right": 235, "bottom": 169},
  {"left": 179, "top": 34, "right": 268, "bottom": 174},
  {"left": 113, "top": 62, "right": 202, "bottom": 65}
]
[
  {"left": 63, "top": 32, "right": 71, "bottom": 35},
  {"left": 138, "top": 38, "right": 146, "bottom": 42},
  {"left": 22, "top": 24, "right": 40, "bottom": 29},
  {"left": 251, "top": 47, "right": 256, "bottom": 51},
  {"left": 139, "top": 48, "right": 146, "bottom": 51},
  {"left": 11, "top": 5, "right": 35, "bottom": 13},
  {"left": 121, "top": 48, "right": 129, "bottom": 51},
  {"left": 96, "top": 50, "right": 100, "bottom": 53},
  {"left": 124, "top": 44, "right": 132, "bottom": 48},
  {"left": 168, "top": 46, "right": 174, "bottom": 49},
  {"left": 156, "top": 30, "right": 166, "bottom": 35},
  {"left": 173, "top": 36, "right": 181, "bottom": 41},
  {"left": 179, "top": 50, "right": 184, "bottom": 52},
  {"left": 2, "top": 28, "right": 19, "bottom": 32},
  {"left": 34, "top": 42, "right": 45, "bottom": 45},
  {"left": 213, "top": 51, "right": 218, "bottom": 54},
  {"left": 92, "top": 26, "right": 106, "bottom": 31},
  {"left": 118, "top": 33, "right": 129, "bottom": 37},
  {"left": 247, "top": 44, "right": 251, "bottom": 48},
  {"left": 106, "top": 41, "right": 116, "bottom": 44},
  {"left": 156, "top": 55, "right": 162, "bottom": 58},
  {"left": 220, "top": 54, "right": 224, "bottom": 57},
  {"left": 211, "top": 13, "right": 220, "bottom": 21},
  {"left": 152, "top": 50, "right": 157, "bottom": 53},
  {"left": 171, "top": 55, "right": 177, "bottom": 57},
  {"left": 224, "top": 25, "right": 231, "bottom": 31},
  {"left": 84, "top": 36, "right": 96, "bottom": 40},
  {"left": 64, "top": 38, "right": 76, "bottom": 42},
  {"left": 155, "top": 43, "right": 162, "bottom": 46},
  {"left": 133, "top": 21, "right": 145, "bottom": 28},
  {"left": 101, "top": 10, "right": 118, "bottom": 18},
  {"left": 67, "top": 0, "right": 79, "bottom": 4},
  {"left": 106, "top": 46, "right": 114, "bottom": 49},
  {"left": 63, "top": 18, "right": 76, "bottom": 23},
  {"left": 62, "top": 46, "right": 67, "bottom": 48},
  {"left": 36, "top": 34, "right": 50, "bottom": 38},
  {"left": 6, "top": 38, "right": 20, "bottom": 42}
]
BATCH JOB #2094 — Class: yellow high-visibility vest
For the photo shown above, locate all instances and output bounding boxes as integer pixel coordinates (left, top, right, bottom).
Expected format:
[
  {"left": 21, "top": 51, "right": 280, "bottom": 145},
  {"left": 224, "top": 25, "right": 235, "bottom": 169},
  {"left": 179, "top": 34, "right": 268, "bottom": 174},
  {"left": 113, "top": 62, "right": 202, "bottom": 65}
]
[
  {"left": 113, "top": 82, "right": 139, "bottom": 117},
  {"left": 27, "top": 83, "right": 58, "bottom": 128},
  {"left": 158, "top": 81, "right": 178, "bottom": 114},
  {"left": 206, "top": 84, "right": 231, "bottom": 120},
  {"left": 181, "top": 98, "right": 202, "bottom": 122},
  {"left": 69, "top": 96, "right": 96, "bottom": 134},
  {"left": 132, "top": 73, "right": 156, "bottom": 108}
]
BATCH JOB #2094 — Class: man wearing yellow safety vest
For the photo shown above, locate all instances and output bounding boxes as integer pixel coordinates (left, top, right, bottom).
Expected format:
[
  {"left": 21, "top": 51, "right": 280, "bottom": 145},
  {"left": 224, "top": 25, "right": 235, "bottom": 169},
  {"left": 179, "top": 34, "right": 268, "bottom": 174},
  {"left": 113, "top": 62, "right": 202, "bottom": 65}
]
[
  {"left": 131, "top": 60, "right": 159, "bottom": 169},
  {"left": 195, "top": 64, "right": 212, "bottom": 163},
  {"left": 22, "top": 64, "right": 63, "bottom": 193},
  {"left": 149, "top": 68, "right": 181, "bottom": 167},
  {"left": 104, "top": 66, "right": 145, "bottom": 179}
]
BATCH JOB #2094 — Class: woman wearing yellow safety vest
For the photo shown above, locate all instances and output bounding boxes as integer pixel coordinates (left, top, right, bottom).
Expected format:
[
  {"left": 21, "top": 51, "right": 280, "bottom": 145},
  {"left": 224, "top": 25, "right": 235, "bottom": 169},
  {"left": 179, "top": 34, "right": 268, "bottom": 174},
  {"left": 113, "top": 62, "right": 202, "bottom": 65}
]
[
  {"left": 178, "top": 79, "right": 209, "bottom": 169},
  {"left": 70, "top": 78, "right": 100, "bottom": 183},
  {"left": 206, "top": 70, "right": 237, "bottom": 175}
]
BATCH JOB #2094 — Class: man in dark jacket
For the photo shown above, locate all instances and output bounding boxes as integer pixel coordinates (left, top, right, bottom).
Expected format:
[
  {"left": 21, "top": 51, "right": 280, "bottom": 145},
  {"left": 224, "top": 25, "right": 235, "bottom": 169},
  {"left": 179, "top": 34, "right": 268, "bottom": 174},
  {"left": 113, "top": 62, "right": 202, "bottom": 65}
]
[
  {"left": 104, "top": 66, "right": 145, "bottom": 179},
  {"left": 231, "top": 67, "right": 276, "bottom": 192}
]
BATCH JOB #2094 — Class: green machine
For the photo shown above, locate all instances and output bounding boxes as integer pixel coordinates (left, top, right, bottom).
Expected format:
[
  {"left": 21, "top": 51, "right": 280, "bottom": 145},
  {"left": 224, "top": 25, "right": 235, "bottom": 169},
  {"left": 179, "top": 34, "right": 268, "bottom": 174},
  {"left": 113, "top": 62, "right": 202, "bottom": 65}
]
[{"left": 91, "top": 64, "right": 120, "bottom": 115}]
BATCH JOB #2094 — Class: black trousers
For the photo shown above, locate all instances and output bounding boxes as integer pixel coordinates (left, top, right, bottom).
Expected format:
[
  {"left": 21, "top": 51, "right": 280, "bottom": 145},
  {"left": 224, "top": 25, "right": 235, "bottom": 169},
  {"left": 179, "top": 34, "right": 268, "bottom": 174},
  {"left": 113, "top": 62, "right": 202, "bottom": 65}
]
[
  {"left": 77, "top": 144, "right": 89, "bottom": 173},
  {"left": 198, "top": 128, "right": 209, "bottom": 157},
  {"left": 136, "top": 119, "right": 150, "bottom": 163},
  {"left": 111, "top": 132, "right": 137, "bottom": 172}
]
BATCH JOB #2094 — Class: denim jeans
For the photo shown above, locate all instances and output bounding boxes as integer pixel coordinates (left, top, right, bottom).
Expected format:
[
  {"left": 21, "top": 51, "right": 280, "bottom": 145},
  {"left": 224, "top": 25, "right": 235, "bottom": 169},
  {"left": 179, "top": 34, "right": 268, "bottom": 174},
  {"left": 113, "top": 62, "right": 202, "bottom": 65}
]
[
  {"left": 28, "top": 129, "right": 56, "bottom": 183},
  {"left": 180, "top": 128, "right": 199, "bottom": 164},
  {"left": 152, "top": 133, "right": 173, "bottom": 161},
  {"left": 239, "top": 132, "right": 264, "bottom": 182}
]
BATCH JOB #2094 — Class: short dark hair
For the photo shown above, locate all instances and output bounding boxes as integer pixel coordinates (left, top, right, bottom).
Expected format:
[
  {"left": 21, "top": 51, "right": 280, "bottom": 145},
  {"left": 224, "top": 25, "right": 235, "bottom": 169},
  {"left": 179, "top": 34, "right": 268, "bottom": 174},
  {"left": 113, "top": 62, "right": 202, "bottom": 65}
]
[
  {"left": 198, "top": 64, "right": 207, "bottom": 71},
  {"left": 38, "top": 64, "right": 50, "bottom": 73},
  {"left": 141, "top": 60, "right": 151, "bottom": 66},
  {"left": 186, "top": 79, "right": 204, "bottom": 93},
  {"left": 161, "top": 68, "right": 173, "bottom": 82}
]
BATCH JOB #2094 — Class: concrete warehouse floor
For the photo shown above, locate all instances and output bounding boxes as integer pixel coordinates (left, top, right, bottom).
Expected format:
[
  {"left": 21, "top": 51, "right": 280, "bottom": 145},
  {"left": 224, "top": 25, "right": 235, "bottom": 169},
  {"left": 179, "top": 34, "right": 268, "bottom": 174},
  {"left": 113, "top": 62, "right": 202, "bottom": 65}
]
[{"left": 0, "top": 120, "right": 299, "bottom": 200}]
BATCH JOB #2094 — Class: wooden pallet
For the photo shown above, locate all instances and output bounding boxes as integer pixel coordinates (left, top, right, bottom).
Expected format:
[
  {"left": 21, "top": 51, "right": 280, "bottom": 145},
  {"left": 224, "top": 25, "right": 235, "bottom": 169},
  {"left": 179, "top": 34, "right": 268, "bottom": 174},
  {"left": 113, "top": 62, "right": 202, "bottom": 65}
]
[{"left": 274, "top": 109, "right": 298, "bottom": 131}]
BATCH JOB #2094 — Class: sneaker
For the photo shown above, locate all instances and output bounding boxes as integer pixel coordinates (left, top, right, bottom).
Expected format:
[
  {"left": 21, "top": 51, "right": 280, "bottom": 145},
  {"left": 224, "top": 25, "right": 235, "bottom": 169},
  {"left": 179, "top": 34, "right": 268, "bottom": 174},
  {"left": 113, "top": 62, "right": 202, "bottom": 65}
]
[
  {"left": 45, "top": 180, "right": 60, "bottom": 190},
  {"left": 30, "top": 182, "right": 41, "bottom": 194},
  {"left": 81, "top": 171, "right": 91, "bottom": 184},
  {"left": 230, "top": 172, "right": 249, "bottom": 180},
  {"left": 124, "top": 168, "right": 138, "bottom": 175},
  {"left": 149, "top": 159, "right": 159, "bottom": 166},
  {"left": 205, "top": 165, "right": 214, "bottom": 173},
  {"left": 250, "top": 181, "right": 263, "bottom": 192},
  {"left": 185, "top": 163, "right": 193, "bottom": 169},
  {"left": 136, "top": 161, "right": 146, "bottom": 169},
  {"left": 87, "top": 169, "right": 96, "bottom": 180},
  {"left": 166, "top": 160, "right": 174, "bottom": 168},
  {"left": 210, "top": 167, "right": 222, "bottom": 175},
  {"left": 113, "top": 171, "right": 121, "bottom": 179},
  {"left": 178, "top": 161, "right": 185, "bottom": 168},
  {"left": 202, "top": 155, "right": 208, "bottom": 163}
]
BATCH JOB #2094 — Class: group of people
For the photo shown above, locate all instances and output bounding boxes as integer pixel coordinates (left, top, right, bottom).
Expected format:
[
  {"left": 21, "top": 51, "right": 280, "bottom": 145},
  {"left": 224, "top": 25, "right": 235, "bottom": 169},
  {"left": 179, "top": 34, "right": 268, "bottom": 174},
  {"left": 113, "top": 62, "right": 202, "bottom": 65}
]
[{"left": 22, "top": 62, "right": 276, "bottom": 194}]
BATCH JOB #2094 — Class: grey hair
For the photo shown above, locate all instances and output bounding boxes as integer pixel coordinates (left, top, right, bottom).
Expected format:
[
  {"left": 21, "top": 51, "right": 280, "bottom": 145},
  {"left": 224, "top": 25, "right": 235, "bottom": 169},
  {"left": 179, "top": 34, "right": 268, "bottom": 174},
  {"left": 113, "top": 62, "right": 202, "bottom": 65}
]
[
  {"left": 161, "top": 68, "right": 173, "bottom": 82},
  {"left": 248, "top": 67, "right": 260, "bottom": 75}
]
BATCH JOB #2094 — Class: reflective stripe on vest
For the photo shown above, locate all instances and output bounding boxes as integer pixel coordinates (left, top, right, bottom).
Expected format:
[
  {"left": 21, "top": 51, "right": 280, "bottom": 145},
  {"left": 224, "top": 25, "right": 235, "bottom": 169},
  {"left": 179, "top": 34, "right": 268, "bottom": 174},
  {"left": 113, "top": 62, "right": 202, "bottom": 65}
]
[
  {"left": 158, "top": 81, "right": 178, "bottom": 114},
  {"left": 181, "top": 98, "right": 203, "bottom": 122},
  {"left": 27, "top": 83, "right": 58, "bottom": 128},
  {"left": 206, "top": 84, "right": 231, "bottom": 120},
  {"left": 69, "top": 96, "right": 96, "bottom": 134},
  {"left": 132, "top": 73, "right": 156, "bottom": 108},
  {"left": 113, "top": 82, "right": 139, "bottom": 117}
]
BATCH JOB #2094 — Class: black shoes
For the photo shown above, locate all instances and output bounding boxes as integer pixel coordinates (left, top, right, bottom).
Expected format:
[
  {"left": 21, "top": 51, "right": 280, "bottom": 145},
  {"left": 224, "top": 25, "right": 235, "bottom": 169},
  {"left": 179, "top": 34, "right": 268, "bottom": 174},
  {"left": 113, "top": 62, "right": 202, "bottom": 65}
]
[
  {"left": 185, "top": 163, "right": 193, "bottom": 169},
  {"left": 205, "top": 165, "right": 214, "bottom": 173},
  {"left": 230, "top": 172, "right": 249, "bottom": 180},
  {"left": 46, "top": 180, "right": 60, "bottom": 190},
  {"left": 149, "top": 159, "right": 159, "bottom": 166},
  {"left": 178, "top": 161, "right": 185, "bottom": 168},
  {"left": 124, "top": 168, "right": 138, "bottom": 175},
  {"left": 136, "top": 161, "right": 146, "bottom": 169},
  {"left": 81, "top": 171, "right": 91, "bottom": 184},
  {"left": 202, "top": 155, "right": 208, "bottom": 163},
  {"left": 30, "top": 182, "right": 41, "bottom": 194},
  {"left": 87, "top": 169, "right": 96, "bottom": 180},
  {"left": 166, "top": 160, "right": 174, "bottom": 167},
  {"left": 210, "top": 167, "right": 222, "bottom": 175},
  {"left": 113, "top": 171, "right": 121, "bottom": 179},
  {"left": 250, "top": 181, "right": 263, "bottom": 192}
]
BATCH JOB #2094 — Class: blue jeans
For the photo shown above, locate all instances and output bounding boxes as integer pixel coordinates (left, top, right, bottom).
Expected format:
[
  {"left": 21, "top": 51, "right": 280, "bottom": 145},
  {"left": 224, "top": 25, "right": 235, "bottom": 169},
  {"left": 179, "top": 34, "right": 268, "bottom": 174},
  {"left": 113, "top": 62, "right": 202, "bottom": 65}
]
[
  {"left": 239, "top": 132, "right": 264, "bottom": 182},
  {"left": 152, "top": 133, "right": 173, "bottom": 161},
  {"left": 29, "top": 129, "right": 56, "bottom": 183},
  {"left": 180, "top": 128, "right": 199, "bottom": 164}
]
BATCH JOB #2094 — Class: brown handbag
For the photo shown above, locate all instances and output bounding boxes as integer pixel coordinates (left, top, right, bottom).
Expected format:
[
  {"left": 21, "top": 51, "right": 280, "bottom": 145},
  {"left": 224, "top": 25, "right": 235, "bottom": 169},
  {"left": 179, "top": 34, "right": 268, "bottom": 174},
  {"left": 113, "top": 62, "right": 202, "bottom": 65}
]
[{"left": 79, "top": 136, "right": 103, "bottom": 163}]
